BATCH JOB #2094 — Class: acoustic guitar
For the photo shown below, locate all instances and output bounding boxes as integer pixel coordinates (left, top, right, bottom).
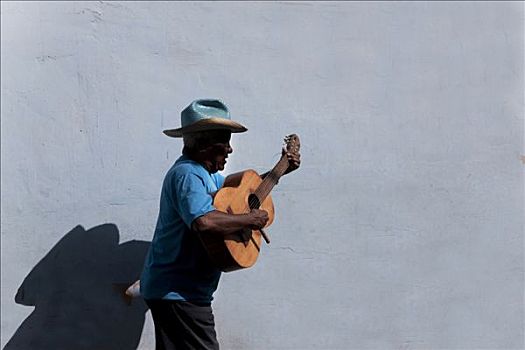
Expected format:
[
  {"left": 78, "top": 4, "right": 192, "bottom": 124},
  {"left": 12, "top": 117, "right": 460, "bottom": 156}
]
[{"left": 199, "top": 134, "right": 301, "bottom": 272}]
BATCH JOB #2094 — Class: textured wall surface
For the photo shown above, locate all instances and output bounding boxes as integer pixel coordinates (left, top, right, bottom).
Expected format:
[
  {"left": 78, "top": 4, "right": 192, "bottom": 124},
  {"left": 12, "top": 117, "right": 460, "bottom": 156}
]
[{"left": 1, "top": 2, "right": 523, "bottom": 349}]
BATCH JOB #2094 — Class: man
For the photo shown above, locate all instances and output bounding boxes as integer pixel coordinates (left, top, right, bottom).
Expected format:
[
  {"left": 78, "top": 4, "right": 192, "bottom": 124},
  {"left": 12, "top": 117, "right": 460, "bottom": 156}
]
[{"left": 140, "top": 99, "right": 300, "bottom": 349}]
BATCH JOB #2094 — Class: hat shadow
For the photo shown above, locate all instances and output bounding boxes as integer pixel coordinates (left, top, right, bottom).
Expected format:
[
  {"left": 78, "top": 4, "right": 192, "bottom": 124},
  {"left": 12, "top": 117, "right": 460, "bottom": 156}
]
[{"left": 3, "top": 224, "right": 150, "bottom": 350}]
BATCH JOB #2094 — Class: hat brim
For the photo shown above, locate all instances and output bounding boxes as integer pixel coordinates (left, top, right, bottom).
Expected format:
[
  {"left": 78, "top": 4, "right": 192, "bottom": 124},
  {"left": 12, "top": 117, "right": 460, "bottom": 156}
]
[{"left": 163, "top": 117, "right": 248, "bottom": 138}]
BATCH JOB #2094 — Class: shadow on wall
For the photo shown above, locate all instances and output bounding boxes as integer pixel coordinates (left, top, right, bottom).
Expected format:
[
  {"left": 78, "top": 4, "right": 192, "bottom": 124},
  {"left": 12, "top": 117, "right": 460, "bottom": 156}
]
[{"left": 4, "top": 224, "right": 150, "bottom": 350}]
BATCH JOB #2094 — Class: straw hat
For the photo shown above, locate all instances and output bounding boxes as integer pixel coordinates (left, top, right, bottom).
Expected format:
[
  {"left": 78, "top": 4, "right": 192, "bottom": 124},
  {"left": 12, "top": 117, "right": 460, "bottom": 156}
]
[{"left": 163, "top": 99, "right": 247, "bottom": 137}]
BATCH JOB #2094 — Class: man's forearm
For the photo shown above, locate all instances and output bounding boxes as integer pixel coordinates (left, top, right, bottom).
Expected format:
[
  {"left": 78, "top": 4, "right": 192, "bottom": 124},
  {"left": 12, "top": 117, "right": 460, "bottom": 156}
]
[{"left": 192, "top": 210, "right": 267, "bottom": 236}]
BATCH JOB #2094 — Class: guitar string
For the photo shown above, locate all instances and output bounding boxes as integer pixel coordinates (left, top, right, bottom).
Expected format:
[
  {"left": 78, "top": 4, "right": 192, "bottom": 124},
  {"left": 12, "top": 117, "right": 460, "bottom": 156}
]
[
  {"left": 232, "top": 166, "right": 283, "bottom": 243},
  {"left": 246, "top": 178, "right": 274, "bottom": 210},
  {"left": 240, "top": 170, "right": 276, "bottom": 212},
  {"left": 243, "top": 159, "right": 287, "bottom": 212},
  {"left": 228, "top": 146, "right": 296, "bottom": 244},
  {"left": 250, "top": 159, "right": 285, "bottom": 206},
  {"left": 235, "top": 146, "right": 296, "bottom": 212},
  {"left": 227, "top": 141, "right": 298, "bottom": 243}
]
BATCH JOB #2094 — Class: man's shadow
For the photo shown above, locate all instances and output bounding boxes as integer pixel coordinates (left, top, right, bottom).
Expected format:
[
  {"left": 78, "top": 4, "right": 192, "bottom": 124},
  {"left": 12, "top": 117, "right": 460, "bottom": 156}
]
[{"left": 4, "top": 224, "right": 150, "bottom": 350}]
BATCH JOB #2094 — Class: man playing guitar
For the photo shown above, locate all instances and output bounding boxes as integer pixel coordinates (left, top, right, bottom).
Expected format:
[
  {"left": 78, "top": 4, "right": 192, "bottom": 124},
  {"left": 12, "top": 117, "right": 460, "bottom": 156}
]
[{"left": 139, "top": 99, "right": 300, "bottom": 349}]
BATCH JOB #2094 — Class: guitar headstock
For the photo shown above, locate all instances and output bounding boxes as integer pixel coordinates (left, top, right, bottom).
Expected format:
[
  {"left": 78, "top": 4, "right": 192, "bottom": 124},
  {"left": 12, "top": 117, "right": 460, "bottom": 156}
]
[{"left": 283, "top": 134, "right": 300, "bottom": 156}]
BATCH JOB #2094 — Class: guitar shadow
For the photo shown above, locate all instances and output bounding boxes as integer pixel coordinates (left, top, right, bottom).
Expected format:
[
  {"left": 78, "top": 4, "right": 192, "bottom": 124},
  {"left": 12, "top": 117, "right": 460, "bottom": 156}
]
[{"left": 3, "top": 224, "right": 150, "bottom": 350}]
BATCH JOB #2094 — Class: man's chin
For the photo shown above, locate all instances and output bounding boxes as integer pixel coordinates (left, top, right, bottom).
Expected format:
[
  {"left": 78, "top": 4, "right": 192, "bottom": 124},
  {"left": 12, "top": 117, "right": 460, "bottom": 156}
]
[{"left": 211, "top": 164, "right": 224, "bottom": 173}]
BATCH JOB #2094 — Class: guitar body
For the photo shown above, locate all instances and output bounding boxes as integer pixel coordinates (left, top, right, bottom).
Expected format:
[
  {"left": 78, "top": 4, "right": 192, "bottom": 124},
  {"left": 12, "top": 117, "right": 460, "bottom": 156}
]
[
  {"left": 199, "top": 170, "right": 275, "bottom": 272},
  {"left": 199, "top": 134, "right": 299, "bottom": 272}
]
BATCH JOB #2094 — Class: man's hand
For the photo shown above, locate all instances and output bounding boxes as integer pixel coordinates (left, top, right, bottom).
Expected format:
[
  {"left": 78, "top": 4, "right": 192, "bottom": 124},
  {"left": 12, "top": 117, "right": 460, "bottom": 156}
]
[
  {"left": 283, "top": 150, "right": 301, "bottom": 175},
  {"left": 247, "top": 209, "right": 269, "bottom": 230}
]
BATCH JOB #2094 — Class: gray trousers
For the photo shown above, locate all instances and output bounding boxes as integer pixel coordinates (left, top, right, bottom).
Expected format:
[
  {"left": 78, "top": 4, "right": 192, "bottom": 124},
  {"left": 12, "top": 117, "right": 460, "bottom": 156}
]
[{"left": 146, "top": 299, "right": 219, "bottom": 350}]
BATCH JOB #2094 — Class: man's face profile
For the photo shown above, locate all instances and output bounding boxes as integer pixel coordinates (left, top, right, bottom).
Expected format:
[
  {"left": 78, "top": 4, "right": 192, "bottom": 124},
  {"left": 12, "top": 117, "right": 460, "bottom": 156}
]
[{"left": 204, "top": 131, "right": 232, "bottom": 173}]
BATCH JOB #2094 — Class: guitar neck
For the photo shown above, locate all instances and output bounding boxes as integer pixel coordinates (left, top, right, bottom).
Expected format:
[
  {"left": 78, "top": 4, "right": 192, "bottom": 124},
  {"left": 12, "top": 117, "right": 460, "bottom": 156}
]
[{"left": 253, "top": 156, "right": 288, "bottom": 205}]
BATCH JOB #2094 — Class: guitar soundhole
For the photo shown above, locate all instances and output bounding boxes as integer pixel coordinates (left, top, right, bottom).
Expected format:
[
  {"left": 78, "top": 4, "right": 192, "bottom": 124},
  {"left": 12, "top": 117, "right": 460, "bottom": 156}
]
[{"left": 248, "top": 193, "right": 261, "bottom": 209}]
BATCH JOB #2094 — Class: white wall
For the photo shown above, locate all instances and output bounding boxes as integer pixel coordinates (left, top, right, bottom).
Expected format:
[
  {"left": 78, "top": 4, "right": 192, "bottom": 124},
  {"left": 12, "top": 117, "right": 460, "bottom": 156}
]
[{"left": 1, "top": 2, "right": 523, "bottom": 349}]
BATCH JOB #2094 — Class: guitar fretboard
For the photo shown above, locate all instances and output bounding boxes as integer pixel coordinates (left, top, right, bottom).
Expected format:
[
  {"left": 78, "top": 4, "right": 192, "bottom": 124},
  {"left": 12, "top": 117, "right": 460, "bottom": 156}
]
[{"left": 253, "top": 156, "right": 289, "bottom": 205}]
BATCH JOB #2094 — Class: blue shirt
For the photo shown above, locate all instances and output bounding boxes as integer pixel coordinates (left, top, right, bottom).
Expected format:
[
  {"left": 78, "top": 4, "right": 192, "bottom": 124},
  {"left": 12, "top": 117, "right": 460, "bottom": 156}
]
[{"left": 140, "top": 155, "right": 225, "bottom": 303}]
